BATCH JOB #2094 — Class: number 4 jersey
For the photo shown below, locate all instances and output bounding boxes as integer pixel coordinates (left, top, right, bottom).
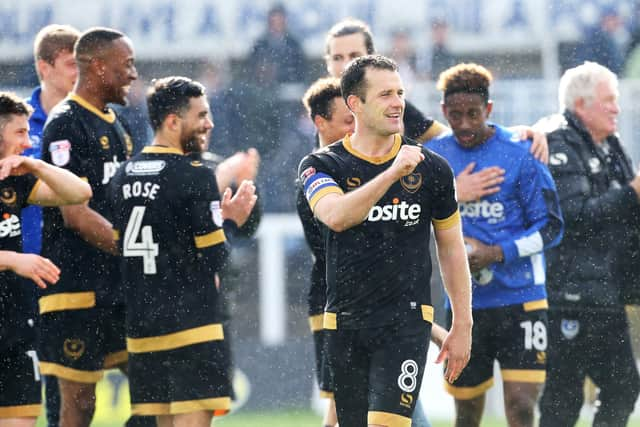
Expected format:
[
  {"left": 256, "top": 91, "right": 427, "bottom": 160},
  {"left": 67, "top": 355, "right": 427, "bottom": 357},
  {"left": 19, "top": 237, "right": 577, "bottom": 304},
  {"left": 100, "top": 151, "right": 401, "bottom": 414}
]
[{"left": 109, "top": 146, "right": 229, "bottom": 345}]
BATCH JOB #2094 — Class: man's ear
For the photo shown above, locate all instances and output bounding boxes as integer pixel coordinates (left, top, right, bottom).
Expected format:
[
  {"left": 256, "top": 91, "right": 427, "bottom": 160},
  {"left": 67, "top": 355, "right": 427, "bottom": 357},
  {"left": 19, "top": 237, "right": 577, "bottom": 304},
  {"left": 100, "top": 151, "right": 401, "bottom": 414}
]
[
  {"left": 440, "top": 101, "right": 447, "bottom": 118},
  {"left": 346, "top": 94, "right": 361, "bottom": 113},
  {"left": 36, "top": 59, "right": 50, "bottom": 82},
  {"left": 486, "top": 100, "right": 493, "bottom": 116},
  {"left": 314, "top": 114, "right": 326, "bottom": 133}
]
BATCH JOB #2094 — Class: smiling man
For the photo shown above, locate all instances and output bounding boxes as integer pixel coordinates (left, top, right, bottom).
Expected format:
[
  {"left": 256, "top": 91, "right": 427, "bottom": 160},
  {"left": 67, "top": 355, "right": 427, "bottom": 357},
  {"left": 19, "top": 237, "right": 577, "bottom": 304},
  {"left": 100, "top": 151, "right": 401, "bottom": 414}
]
[
  {"left": 299, "top": 55, "right": 472, "bottom": 427},
  {"left": 37, "top": 27, "right": 138, "bottom": 427}
]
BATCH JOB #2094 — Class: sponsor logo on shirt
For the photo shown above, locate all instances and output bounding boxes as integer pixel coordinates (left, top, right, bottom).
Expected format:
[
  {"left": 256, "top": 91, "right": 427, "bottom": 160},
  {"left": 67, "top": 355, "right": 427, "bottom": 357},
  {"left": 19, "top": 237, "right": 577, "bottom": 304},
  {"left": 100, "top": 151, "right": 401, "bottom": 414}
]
[
  {"left": 102, "top": 155, "right": 122, "bottom": 184},
  {"left": 459, "top": 200, "right": 504, "bottom": 223},
  {"left": 367, "top": 198, "right": 421, "bottom": 226},
  {"left": 125, "top": 160, "right": 166, "bottom": 176},
  {"left": 0, "top": 213, "right": 21, "bottom": 238}
]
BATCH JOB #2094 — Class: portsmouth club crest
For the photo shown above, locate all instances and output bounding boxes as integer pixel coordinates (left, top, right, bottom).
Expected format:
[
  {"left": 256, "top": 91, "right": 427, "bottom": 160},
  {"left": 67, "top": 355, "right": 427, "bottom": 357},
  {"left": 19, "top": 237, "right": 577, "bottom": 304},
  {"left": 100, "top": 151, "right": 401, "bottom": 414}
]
[
  {"left": 400, "top": 172, "right": 422, "bottom": 193},
  {"left": 0, "top": 187, "right": 16, "bottom": 206},
  {"left": 561, "top": 319, "right": 580, "bottom": 340}
]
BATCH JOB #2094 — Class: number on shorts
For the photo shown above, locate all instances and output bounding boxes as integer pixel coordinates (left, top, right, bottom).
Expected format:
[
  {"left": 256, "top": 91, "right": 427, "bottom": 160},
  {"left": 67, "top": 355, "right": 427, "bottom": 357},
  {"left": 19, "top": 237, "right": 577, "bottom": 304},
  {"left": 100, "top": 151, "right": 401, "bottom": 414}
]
[
  {"left": 123, "top": 206, "right": 159, "bottom": 275},
  {"left": 25, "top": 350, "right": 41, "bottom": 381},
  {"left": 520, "top": 320, "right": 547, "bottom": 351},
  {"left": 397, "top": 359, "right": 419, "bottom": 393}
]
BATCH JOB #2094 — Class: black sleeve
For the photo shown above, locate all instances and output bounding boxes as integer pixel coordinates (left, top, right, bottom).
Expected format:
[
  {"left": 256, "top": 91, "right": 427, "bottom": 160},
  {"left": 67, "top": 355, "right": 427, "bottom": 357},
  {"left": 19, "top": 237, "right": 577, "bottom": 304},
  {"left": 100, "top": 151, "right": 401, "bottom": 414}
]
[
  {"left": 296, "top": 182, "right": 325, "bottom": 263},
  {"left": 403, "top": 100, "right": 435, "bottom": 141}
]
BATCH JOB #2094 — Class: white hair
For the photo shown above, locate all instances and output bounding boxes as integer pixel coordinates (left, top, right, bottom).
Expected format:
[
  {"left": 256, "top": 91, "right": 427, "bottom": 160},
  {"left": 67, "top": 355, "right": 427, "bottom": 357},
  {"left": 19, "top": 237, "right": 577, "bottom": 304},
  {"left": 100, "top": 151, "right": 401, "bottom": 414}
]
[{"left": 558, "top": 61, "right": 618, "bottom": 112}]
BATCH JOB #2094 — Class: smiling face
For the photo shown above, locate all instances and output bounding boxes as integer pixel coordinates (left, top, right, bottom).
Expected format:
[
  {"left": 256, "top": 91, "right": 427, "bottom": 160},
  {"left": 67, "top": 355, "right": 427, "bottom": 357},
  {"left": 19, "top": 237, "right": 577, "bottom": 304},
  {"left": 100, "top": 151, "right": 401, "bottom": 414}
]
[
  {"left": 350, "top": 68, "right": 405, "bottom": 137},
  {"left": 442, "top": 92, "right": 493, "bottom": 148},
  {"left": 575, "top": 79, "right": 619, "bottom": 143},
  {"left": 179, "top": 96, "right": 214, "bottom": 154},
  {"left": 98, "top": 37, "right": 138, "bottom": 106},
  {"left": 0, "top": 114, "right": 31, "bottom": 159}
]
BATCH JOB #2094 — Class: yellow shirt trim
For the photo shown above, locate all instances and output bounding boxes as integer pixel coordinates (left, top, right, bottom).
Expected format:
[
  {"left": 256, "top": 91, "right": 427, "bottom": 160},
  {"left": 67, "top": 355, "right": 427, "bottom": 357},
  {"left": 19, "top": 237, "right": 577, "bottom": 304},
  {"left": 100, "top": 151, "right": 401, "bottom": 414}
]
[
  {"left": 343, "top": 133, "right": 402, "bottom": 165},
  {"left": 323, "top": 312, "right": 337, "bottom": 330},
  {"left": 421, "top": 305, "right": 434, "bottom": 323},
  {"left": 309, "top": 186, "right": 343, "bottom": 211},
  {"left": 69, "top": 93, "right": 116, "bottom": 123},
  {"left": 127, "top": 323, "right": 224, "bottom": 353},
  {"left": 39, "top": 292, "right": 96, "bottom": 314},
  {"left": 523, "top": 299, "right": 549, "bottom": 312},
  {"left": 432, "top": 210, "right": 461, "bottom": 230},
  {"left": 112, "top": 229, "right": 120, "bottom": 241},
  {"left": 194, "top": 229, "right": 226, "bottom": 248},
  {"left": 501, "top": 369, "right": 546, "bottom": 383},
  {"left": 142, "top": 145, "right": 184, "bottom": 155},
  {"left": 308, "top": 314, "right": 324, "bottom": 332},
  {"left": 419, "top": 120, "right": 448, "bottom": 143},
  {"left": 25, "top": 179, "right": 42, "bottom": 205}
]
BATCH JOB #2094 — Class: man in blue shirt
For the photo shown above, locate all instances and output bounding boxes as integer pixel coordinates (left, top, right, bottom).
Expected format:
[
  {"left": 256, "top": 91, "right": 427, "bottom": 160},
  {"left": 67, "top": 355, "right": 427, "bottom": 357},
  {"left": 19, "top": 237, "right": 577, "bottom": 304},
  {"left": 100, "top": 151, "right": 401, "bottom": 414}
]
[
  {"left": 24, "top": 24, "right": 79, "bottom": 427},
  {"left": 428, "top": 63, "right": 564, "bottom": 427}
]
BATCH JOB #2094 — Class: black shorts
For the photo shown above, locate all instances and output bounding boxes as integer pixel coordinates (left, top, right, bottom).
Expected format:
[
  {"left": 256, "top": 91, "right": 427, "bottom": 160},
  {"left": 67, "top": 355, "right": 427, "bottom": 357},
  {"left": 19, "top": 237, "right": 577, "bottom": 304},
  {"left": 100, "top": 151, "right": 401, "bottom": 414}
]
[
  {"left": 0, "top": 342, "right": 41, "bottom": 418},
  {"left": 128, "top": 340, "right": 232, "bottom": 416},
  {"left": 310, "top": 314, "right": 333, "bottom": 397},
  {"left": 327, "top": 319, "right": 431, "bottom": 427},
  {"left": 445, "top": 301, "right": 548, "bottom": 400},
  {"left": 38, "top": 305, "right": 127, "bottom": 383}
]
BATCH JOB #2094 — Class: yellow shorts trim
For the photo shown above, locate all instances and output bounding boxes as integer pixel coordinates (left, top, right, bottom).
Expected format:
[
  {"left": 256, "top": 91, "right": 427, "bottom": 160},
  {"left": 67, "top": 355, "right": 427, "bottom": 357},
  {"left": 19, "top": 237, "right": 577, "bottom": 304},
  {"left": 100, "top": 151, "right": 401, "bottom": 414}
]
[
  {"left": 130, "top": 402, "right": 171, "bottom": 416},
  {"left": 323, "top": 312, "right": 337, "bottom": 330},
  {"left": 39, "top": 291, "right": 96, "bottom": 314},
  {"left": 523, "top": 299, "right": 548, "bottom": 312},
  {"left": 127, "top": 324, "right": 224, "bottom": 353},
  {"left": 194, "top": 229, "right": 226, "bottom": 248},
  {"left": 309, "top": 314, "right": 324, "bottom": 332},
  {"left": 445, "top": 377, "right": 494, "bottom": 400},
  {"left": 103, "top": 350, "right": 128, "bottom": 368},
  {"left": 132, "top": 397, "right": 231, "bottom": 416},
  {"left": 0, "top": 403, "right": 41, "bottom": 417},
  {"left": 39, "top": 361, "right": 103, "bottom": 383},
  {"left": 432, "top": 210, "right": 461, "bottom": 230},
  {"left": 368, "top": 411, "right": 412, "bottom": 427},
  {"left": 501, "top": 369, "right": 546, "bottom": 383}
]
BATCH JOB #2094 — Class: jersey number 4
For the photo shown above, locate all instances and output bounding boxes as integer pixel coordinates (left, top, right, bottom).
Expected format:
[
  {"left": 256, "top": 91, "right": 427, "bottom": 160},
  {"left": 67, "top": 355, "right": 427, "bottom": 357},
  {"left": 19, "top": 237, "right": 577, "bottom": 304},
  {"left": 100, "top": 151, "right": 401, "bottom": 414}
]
[{"left": 123, "top": 206, "right": 159, "bottom": 275}]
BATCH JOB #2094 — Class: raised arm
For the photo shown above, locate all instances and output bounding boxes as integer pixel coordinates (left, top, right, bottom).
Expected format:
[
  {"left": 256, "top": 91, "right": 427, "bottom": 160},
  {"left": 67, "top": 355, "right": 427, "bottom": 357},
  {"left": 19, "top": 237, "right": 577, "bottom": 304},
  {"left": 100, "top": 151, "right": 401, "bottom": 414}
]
[{"left": 0, "top": 155, "right": 92, "bottom": 206}]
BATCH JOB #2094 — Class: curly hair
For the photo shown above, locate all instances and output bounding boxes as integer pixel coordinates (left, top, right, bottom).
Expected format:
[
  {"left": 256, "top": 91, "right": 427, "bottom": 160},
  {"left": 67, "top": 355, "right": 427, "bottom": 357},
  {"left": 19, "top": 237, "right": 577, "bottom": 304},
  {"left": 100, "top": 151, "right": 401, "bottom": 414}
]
[{"left": 436, "top": 63, "right": 493, "bottom": 102}]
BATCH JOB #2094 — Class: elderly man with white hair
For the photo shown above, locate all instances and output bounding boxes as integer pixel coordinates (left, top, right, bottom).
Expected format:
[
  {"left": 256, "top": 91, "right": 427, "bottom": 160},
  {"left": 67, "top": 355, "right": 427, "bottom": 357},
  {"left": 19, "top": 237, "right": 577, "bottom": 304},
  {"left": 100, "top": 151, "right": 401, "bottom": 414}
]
[{"left": 539, "top": 61, "right": 640, "bottom": 426}]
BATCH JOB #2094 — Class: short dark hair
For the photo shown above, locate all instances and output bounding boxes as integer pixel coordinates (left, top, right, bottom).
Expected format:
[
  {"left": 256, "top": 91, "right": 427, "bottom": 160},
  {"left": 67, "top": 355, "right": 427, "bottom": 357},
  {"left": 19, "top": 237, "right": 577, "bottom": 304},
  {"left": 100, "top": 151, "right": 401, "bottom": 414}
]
[
  {"left": 325, "top": 19, "right": 375, "bottom": 56},
  {"left": 341, "top": 55, "right": 398, "bottom": 104},
  {"left": 33, "top": 24, "right": 80, "bottom": 79},
  {"left": 302, "top": 77, "right": 342, "bottom": 121},
  {"left": 0, "top": 92, "right": 33, "bottom": 139},
  {"left": 147, "top": 76, "right": 206, "bottom": 131},
  {"left": 74, "top": 27, "right": 125, "bottom": 67},
  {"left": 437, "top": 63, "right": 493, "bottom": 103}
]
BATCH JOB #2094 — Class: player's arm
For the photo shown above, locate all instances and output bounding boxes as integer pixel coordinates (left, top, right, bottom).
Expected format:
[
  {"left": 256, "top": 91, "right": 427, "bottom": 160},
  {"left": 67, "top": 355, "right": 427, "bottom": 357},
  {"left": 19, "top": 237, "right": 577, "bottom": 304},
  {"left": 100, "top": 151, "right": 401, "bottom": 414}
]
[
  {"left": 466, "top": 157, "right": 564, "bottom": 271},
  {"left": 307, "top": 145, "right": 424, "bottom": 232},
  {"left": 60, "top": 204, "right": 118, "bottom": 255},
  {"left": 0, "top": 155, "right": 92, "bottom": 206},
  {"left": 508, "top": 125, "right": 549, "bottom": 163},
  {"left": 430, "top": 322, "right": 449, "bottom": 349},
  {"left": 0, "top": 250, "right": 60, "bottom": 289},
  {"left": 433, "top": 220, "right": 473, "bottom": 384}
]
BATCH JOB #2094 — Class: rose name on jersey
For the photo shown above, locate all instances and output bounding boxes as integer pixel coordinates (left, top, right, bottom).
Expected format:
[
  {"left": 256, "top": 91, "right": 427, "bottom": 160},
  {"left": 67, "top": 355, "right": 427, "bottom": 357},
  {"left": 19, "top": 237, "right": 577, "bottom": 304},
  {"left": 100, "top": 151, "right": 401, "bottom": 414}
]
[{"left": 122, "top": 181, "right": 161, "bottom": 200}]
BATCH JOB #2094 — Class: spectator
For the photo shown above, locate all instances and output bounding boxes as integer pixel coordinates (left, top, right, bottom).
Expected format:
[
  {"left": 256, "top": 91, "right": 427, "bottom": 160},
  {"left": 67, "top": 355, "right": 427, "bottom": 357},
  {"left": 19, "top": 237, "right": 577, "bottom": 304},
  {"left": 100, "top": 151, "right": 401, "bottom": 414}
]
[
  {"left": 417, "top": 19, "right": 456, "bottom": 80},
  {"left": 577, "top": 6, "right": 626, "bottom": 74}
]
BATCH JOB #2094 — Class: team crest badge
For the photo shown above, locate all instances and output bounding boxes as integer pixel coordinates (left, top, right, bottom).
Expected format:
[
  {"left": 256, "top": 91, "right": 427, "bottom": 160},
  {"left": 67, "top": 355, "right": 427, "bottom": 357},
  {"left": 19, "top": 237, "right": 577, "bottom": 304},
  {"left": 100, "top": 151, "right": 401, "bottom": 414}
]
[
  {"left": 99, "top": 136, "right": 110, "bottom": 150},
  {"left": 63, "top": 338, "right": 86, "bottom": 360},
  {"left": 400, "top": 173, "right": 422, "bottom": 193},
  {"left": 0, "top": 188, "right": 16, "bottom": 206},
  {"left": 210, "top": 201, "right": 223, "bottom": 227},
  {"left": 49, "top": 140, "right": 71, "bottom": 166},
  {"left": 346, "top": 177, "right": 361, "bottom": 189},
  {"left": 561, "top": 319, "right": 579, "bottom": 340}
]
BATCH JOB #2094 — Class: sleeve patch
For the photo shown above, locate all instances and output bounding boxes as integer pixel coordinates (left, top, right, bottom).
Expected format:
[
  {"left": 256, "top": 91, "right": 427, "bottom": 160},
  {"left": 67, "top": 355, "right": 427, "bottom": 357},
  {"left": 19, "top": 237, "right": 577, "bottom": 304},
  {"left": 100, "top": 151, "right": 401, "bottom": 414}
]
[
  {"left": 303, "top": 173, "right": 340, "bottom": 202},
  {"left": 432, "top": 210, "right": 461, "bottom": 230},
  {"left": 49, "top": 140, "right": 71, "bottom": 166}
]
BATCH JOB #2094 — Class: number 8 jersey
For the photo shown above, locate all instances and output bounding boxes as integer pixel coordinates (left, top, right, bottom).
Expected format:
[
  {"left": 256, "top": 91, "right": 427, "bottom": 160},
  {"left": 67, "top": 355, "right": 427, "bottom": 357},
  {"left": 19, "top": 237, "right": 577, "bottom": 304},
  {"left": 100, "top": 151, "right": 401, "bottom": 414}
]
[{"left": 109, "top": 146, "right": 229, "bottom": 347}]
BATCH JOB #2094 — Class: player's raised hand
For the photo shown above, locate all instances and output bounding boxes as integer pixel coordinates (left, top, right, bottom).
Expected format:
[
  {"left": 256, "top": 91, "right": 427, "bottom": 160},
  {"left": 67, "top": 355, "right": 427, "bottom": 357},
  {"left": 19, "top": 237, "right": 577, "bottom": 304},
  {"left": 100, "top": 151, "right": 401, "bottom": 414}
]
[
  {"left": 0, "top": 155, "right": 38, "bottom": 180},
  {"left": 455, "top": 162, "right": 505, "bottom": 202},
  {"left": 10, "top": 253, "right": 60, "bottom": 289},
  {"left": 436, "top": 321, "right": 472, "bottom": 384},
  {"left": 389, "top": 145, "right": 424, "bottom": 180},
  {"left": 221, "top": 179, "right": 258, "bottom": 227}
]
